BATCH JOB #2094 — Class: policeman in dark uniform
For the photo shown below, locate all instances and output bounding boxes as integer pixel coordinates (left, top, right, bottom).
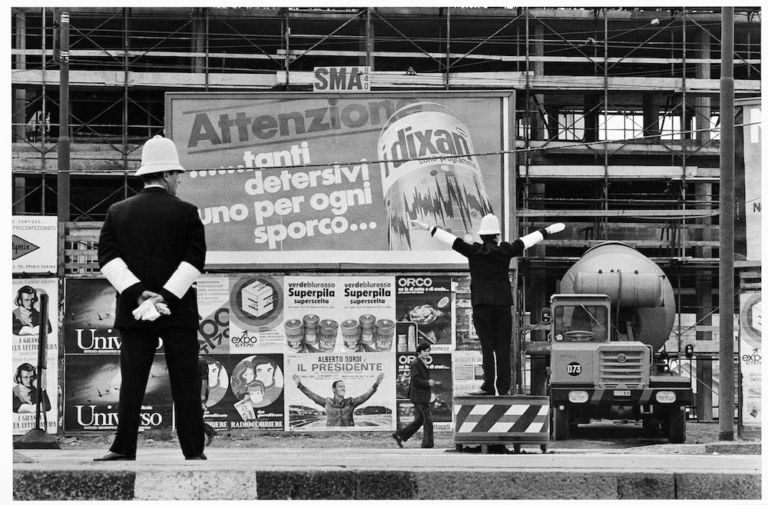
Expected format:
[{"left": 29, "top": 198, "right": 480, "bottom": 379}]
[
  {"left": 411, "top": 215, "right": 564, "bottom": 396},
  {"left": 94, "top": 135, "right": 207, "bottom": 461}
]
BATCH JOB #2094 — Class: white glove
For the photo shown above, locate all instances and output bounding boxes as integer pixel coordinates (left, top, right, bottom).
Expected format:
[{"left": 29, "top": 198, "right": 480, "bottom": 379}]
[
  {"left": 132, "top": 298, "right": 164, "bottom": 321},
  {"left": 546, "top": 223, "right": 565, "bottom": 235},
  {"left": 409, "top": 220, "right": 431, "bottom": 231}
]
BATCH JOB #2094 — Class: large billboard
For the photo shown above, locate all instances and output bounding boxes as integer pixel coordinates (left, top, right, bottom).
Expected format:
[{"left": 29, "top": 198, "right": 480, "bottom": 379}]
[{"left": 167, "top": 92, "right": 514, "bottom": 267}]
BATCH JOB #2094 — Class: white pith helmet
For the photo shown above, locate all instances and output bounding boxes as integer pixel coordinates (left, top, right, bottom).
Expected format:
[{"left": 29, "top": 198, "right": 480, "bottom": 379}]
[
  {"left": 478, "top": 214, "right": 501, "bottom": 235},
  {"left": 135, "top": 135, "right": 185, "bottom": 176}
]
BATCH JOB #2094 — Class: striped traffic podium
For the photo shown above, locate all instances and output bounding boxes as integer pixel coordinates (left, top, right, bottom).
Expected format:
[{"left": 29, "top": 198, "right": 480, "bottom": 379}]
[{"left": 453, "top": 395, "right": 550, "bottom": 453}]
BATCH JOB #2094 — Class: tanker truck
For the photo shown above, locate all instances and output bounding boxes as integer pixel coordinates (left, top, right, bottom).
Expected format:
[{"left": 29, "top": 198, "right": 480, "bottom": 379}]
[{"left": 535, "top": 242, "right": 692, "bottom": 443}]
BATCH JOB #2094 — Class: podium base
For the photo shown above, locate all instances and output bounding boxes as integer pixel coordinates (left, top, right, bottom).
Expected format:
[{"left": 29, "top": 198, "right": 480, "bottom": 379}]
[{"left": 14, "top": 428, "right": 60, "bottom": 450}]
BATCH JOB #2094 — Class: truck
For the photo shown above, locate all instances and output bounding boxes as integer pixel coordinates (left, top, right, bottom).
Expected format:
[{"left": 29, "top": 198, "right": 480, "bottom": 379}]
[{"left": 531, "top": 242, "right": 692, "bottom": 443}]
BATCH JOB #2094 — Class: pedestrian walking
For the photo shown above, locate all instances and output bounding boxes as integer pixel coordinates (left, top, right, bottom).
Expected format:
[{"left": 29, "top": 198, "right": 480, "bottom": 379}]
[
  {"left": 93, "top": 135, "right": 207, "bottom": 461},
  {"left": 410, "top": 215, "right": 564, "bottom": 396},
  {"left": 392, "top": 343, "right": 438, "bottom": 448}
]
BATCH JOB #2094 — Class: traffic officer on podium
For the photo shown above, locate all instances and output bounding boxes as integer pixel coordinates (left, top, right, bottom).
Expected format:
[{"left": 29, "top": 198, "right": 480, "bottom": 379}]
[
  {"left": 410, "top": 215, "right": 564, "bottom": 396},
  {"left": 94, "top": 135, "right": 207, "bottom": 461}
]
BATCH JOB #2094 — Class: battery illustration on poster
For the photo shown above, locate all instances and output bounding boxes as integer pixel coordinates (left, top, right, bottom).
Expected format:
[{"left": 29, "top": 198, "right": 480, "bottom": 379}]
[
  {"left": 64, "top": 354, "right": 173, "bottom": 432},
  {"left": 395, "top": 352, "right": 453, "bottom": 432},
  {"left": 285, "top": 352, "right": 395, "bottom": 431},
  {"left": 395, "top": 275, "right": 453, "bottom": 352},
  {"left": 228, "top": 275, "right": 285, "bottom": 353},
  {"left": 197, "top": 275, "right": 231, "bottom": 355},
  {"left": 12, "top": 278, "right": 59, "bottom": 435},
  {"left": 202, "top": 354, "right": 285, "bottom": 430},
  {"left": 169, "top": 93, "right": 512, "bottom": 266},
  {"left": 283, "top": 276, "right": 396, "bottom": 353}
]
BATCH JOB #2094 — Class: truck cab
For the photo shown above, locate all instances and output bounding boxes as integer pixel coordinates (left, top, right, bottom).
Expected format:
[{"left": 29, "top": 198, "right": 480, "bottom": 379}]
[{"left": 546, "top": 294, "right": 690, "bottom": 443}]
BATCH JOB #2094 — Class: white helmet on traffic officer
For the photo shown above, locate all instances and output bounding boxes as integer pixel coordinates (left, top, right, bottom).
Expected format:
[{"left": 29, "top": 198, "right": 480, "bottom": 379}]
[{"left": 135, "top": 135, "right": 185, "bottom": 176}]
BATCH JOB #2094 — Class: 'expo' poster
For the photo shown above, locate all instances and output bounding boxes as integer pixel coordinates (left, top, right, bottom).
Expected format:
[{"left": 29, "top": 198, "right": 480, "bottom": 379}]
[{"left": 285, "top": 352, "right": 395, "bottom": 431}]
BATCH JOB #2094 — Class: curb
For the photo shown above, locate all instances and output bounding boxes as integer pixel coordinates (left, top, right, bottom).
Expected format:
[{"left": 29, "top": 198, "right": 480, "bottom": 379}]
[{"left": 13, "top": 469, "right": 762, "bottom": 500}]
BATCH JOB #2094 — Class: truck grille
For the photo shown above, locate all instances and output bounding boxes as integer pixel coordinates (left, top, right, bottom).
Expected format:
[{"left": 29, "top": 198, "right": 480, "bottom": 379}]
[{"left": 598, "top": 349, "right": 645, "bottom": 387}]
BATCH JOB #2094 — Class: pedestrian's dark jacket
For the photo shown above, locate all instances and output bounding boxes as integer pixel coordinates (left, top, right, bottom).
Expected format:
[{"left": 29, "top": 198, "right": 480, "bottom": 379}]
[
  {"left": 98, "top": 187, "right": 206, "bottom": 329},
  {"left": 408, "top": 356, "right": 431, "bottom": 404}
]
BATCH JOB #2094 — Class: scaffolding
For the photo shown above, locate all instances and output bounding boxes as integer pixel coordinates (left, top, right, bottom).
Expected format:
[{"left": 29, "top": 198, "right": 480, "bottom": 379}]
[{"left": 10, "top": 6, "right": 762, "bottom": 421}]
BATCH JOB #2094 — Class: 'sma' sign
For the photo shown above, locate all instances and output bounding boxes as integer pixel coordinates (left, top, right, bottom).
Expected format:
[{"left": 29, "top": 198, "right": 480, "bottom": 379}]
[{"left": 313, "top": 66, "right": 370, "bottom": 92}]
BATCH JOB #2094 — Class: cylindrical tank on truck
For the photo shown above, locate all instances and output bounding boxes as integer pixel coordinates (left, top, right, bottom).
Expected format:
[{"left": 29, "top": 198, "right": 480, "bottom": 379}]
[{"left": 544, "top": 242, "right": 692, "bottom": 443}]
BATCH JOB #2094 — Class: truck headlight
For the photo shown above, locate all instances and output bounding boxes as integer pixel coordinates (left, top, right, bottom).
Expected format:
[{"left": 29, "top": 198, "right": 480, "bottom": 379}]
[
  {"left": 568, "top": 391, "right": 589, "bottom": 403},
  {"left": 656, "top": 391, "right": 676, "bottom": 403}
]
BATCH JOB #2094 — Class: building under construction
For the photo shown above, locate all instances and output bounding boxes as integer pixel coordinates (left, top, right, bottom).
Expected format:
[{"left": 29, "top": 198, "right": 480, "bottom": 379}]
[{"left": 11, "top": 7, "right": 762, "bottom": 428}]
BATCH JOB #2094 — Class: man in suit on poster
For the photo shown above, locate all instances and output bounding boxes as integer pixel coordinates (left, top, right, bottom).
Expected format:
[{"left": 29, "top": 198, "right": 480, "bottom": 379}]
[
  {"left": 392, "top": 343, "right": 438, "bottom": 449},
  {"left": 94, "top": 135, "right": 207, "bottom": 461}
]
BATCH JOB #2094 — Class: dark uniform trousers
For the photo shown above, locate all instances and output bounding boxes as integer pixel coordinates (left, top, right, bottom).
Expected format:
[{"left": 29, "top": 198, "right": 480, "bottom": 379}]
[
  {"left": 112, "top": 327, "right": 203, "bottom": 458},
  {"left": 472, "top": 305, "right": 512, "bottom": 395}
]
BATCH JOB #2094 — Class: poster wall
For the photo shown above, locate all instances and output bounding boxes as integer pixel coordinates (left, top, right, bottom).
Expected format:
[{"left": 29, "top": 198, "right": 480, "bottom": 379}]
[
  {"left": 12, "top": 277, "right": 59, "bottom": 435},
  {"left": 285, "top": 352, "right": 395, "bottom": 431},
  {"left": 168, "top": 92, "right": 513, "bottom": 266}
]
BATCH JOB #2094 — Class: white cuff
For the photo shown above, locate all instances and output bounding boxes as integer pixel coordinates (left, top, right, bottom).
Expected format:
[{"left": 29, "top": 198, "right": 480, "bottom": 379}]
[
  {"left": 432, "top": 227, "right": 457, "bottom": 246},
  {"left": 520, "top": 230, "right": 545, "bottom": 250},
  {"left": 101, "top": 258, "right": 141, "bottom": 294},
  {"left": 163, "top": 261, "right": 202, "bottom": 299}
]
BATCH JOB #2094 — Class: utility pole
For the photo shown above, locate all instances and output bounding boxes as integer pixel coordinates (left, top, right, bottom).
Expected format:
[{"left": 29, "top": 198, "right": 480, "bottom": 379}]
[
  {"left": 718, "top": 7, "right": 735, "bottom": 441},
  {"left": 57, "top": 9, "right": 71, "bottom": 276}
]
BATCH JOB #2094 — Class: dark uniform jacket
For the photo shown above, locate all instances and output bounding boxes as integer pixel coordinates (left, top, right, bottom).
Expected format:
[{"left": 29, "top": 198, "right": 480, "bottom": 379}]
[
  {"left": 407, "top": 357, "right": 432, "bottom": 404},
  {"left": 451, "top": 238, "right": 525, "bottom": 306},
  {"left": 98, "top": 187, "right": 206, "bottom": 329}
]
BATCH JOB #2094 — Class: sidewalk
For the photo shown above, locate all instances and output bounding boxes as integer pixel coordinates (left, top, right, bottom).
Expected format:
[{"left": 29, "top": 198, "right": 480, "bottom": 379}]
[{"left": 13, "top": 445, "right": 762, "bottom": 500}]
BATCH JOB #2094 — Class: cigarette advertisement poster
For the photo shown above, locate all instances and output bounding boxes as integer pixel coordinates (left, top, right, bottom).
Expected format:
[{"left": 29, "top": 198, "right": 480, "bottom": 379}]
[
  {"left": 396, "top": 275, "right": 453, "bottom": 352},
  {"left": 12, "top": 278, "right": 59, "bottom": 435},
  {"left": 202, "top": 354, "right": 285, "bottom": 431},
  {"left": 740, "top": 293, "right": 762, "bottom": 425},
  {"left": 12, "top": 215, "right": 58, "bottom": 274},
  {"left": 283, "top": 276, "right": 396, "bottom": 353},
  {"left": 168, "top": 92, "right": 513, "bottom": 266},
  {"left": 63, "top": 354, "right": 173, "bottom": 432},
  {"left": 452, "top": 351, "right": 485, "bottom": 395},
  {"left": 197, "top": 275, "right": 231, "bottom": 355},
  {"left": 395, "top": 353, "right": 453, "bottom": 432},
  {"left": 228, "top": 274, "right": 285, "bottom": 353},
  {"left": 285, "top": 352, "right": 395, "bottom": 431}
]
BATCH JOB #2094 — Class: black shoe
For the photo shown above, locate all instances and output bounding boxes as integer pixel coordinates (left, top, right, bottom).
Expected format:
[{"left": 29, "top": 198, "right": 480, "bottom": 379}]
[
  {"left": 468, "top": 390, "right": 494, "bottom": 396},
  {"left": 93, "top": 451, "right": 135, "bottom": 462},
  {"left": 391, "top": 433, "right": 403, "bottom": 448},
  {"left": 185, "top": 454, "right": 207, "bottom": 460},
  {"left": 421, "top": 444, "right": 434, "bottom": 449},
  {"left": 204, "top": 425, "right": 217, "bottom": 447}
]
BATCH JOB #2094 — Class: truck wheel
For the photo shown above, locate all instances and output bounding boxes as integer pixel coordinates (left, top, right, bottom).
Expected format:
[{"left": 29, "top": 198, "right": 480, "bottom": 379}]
[
  {"left": 668, "top": 409, "right": 686, "bottom": 443},
  {"left": 553, "top": 407, "right": 570, "bottom": 441}
]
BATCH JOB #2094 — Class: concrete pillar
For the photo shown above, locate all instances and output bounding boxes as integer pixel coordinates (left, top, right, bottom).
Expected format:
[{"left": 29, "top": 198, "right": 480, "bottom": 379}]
[
  {"left": 583, "top": 94, "right": 600, "bottom": 143},
  {"left": 360, "top": 8, "right": 374, "bottom": 69},
  {"left": 13, "top": 11, "right": 27, "bottom": 142},
  {"left": 642, "top": 94, "right": 660, "bottom": 139}
]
